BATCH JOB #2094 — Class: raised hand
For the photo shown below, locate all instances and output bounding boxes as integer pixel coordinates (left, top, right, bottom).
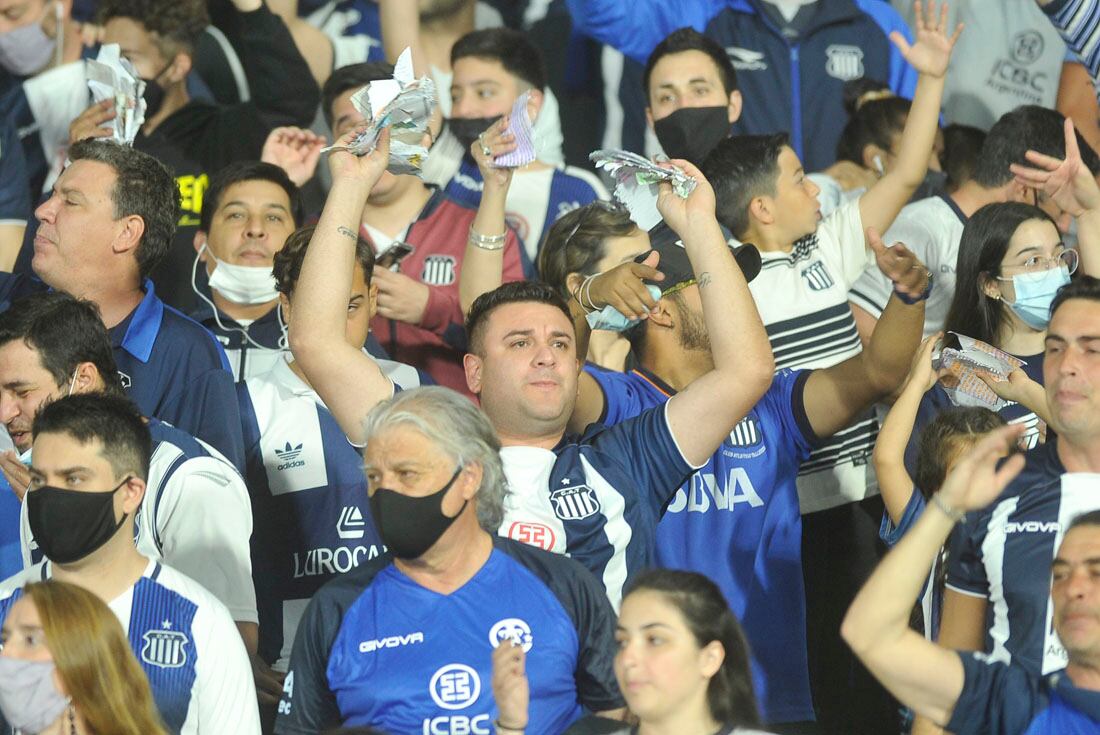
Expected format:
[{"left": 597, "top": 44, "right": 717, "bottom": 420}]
[
  {"left": 868, "top": 227, "right": 931, "bottom": 300},
  {"left": 936, "top": 424, "right": 1026, "bottom": 513},
  {"left": 470, "top": 116, "right": 517, "bottom": 193},
  {"left": 262, "top": 126, "right": 328, "bottom": 186},
  {"left": 68, "top": 99, "right": 116, "bottom": 144},
  {"left": 491, "top": 641, "right": 529, "bottom": 734},
  {"left": 889, "top": 1, "right": 963, "bottom": 79},
  {"left": 655, "top": 158, "right": 718, "bottom": 240},
  {"left": 327, "top": 126, "right": 392, "bottom": 190},
  {"left": 904, "top": 332, "right": 943, "bottom": 393},
  {"left": 1010, "top": 117, "right": 1100, "bottom": 218},
  {"left": 586, "top": 251, "right": 665, "bottom": 320}
]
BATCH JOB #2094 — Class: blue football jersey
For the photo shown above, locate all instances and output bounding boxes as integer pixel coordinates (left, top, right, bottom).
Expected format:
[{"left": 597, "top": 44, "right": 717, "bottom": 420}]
[
  {"left": 947, "top": 653, "right": 1100, "bottom": 734},
  {"left": 589, "top": 365, "right": 817, "bottom": 724},
  {"left": 274, "top": 537, "right": 622, "bottom": 734},
  {"left": 947, "top": 440, "right": 1100, "bottom": 676}
]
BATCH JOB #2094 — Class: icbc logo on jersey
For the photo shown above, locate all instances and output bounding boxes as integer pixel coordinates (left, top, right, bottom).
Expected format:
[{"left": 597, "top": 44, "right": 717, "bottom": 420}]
[
  {"left": 507, "top": 521, "right": 556, "bottom": 550},
  {"left": 424, "top": 664, "right": 489, "bottom": 734}
]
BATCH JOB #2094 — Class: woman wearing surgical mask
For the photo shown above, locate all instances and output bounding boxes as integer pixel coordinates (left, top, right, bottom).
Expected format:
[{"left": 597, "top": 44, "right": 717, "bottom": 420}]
[
  {"left": 0, "top": 580, "right": 166, "bottom": 735},
  {"left": 494, "top": 569, "right": 776, "bottom": 735},
  {"left": 0, "top": 0, "right": 83, "bottom": 80}
]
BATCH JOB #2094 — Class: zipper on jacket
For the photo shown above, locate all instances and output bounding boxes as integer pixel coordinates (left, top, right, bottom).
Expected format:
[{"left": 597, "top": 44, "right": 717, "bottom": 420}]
[{"left": 789, "top": 44, "right": 803, "bottom": 161}]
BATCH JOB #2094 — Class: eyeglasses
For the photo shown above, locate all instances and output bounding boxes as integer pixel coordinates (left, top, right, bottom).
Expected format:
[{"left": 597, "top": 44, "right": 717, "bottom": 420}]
[
  {"left": 996, "top": 248, "right": 1079, "bottom": 279},
  {"left": 559, "top": 200, "right": 627, "bottom": 251}
]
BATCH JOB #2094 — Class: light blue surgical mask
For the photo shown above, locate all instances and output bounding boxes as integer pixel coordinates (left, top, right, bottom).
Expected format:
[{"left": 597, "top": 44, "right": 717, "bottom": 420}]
[
  {"left": 585, "top": 285, "right": 663, "bottom": 332},
  {"left": 1006, "top": 266, "right": 1071, "bottom": 330},
  {"left": 19, "top": 446, "right": 32, "bottom": 466}
]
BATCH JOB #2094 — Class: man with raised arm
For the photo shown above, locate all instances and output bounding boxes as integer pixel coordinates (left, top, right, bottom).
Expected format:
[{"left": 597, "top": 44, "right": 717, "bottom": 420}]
[{"left": 290, "top": 127, "right": 776, "bottom": 609}]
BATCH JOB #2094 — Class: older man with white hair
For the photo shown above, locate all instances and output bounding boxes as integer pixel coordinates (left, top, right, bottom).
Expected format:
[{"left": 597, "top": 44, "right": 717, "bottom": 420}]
[{"left": 276, "top": 386, "right": 625, "bottom": 735}]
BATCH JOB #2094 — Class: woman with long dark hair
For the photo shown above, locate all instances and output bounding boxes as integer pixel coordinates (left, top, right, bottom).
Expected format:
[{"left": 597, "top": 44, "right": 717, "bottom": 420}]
[{"left": 494, "top": 569, "right": 775, "bottom": 735}]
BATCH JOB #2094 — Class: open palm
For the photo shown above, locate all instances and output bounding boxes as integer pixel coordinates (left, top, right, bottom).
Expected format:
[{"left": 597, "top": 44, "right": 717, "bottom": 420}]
[{"left": 890, "top": 1, "right": 962, "bottom": 79}]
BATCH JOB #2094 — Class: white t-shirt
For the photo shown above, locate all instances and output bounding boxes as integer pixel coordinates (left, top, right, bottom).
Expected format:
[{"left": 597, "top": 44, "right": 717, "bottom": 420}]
[
  {"left": 19, "top": 426, "right": 257, "bottom": 624},
  {"left": 0, "top": 559, "right": 260, "bottom": 735},
  {"left": 749, "top": 200, "right": 879, "bottom": 513},
  {"left": 849, "top": 193, "right": 967, "bottom": 338}
]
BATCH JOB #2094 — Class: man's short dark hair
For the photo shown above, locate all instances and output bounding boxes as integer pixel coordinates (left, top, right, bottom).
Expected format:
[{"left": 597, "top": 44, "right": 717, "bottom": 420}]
[
  {"left": 68, "top": 139, "right": 179, "bottom": 280},
  {"left": 273, "top": 225, "right": 376, "bottom": 295},
  {"left": 32, "top": 393, "right": 151, "bottom": 483},
  {"left": 1050, "top": 274, "right": 1100, "bottom": 320},
  {"left": 201, "top": 161, "right": 303, "bottom": 233},
  {"left": 702, "top": 133, "right": 789, "bottom": 239},
  {"left": 97, "top": 0, "right": 208, "bottom": 57},
  {"left": 451, "top": 28, "right": 547, "bottom": 91},
  {"left": 465, "top": 281, "right": 573, "bottom": 355},
  {"left": 0, "top": 293, "right": 123, "bottom": 396},
  {"left": 974, "top": 105, "right": 1100, "bottom": 188},
  {"left": 322, "top": 62, "right": 395, "bottom": 131},
  {"left": 643, "top": 28, "right": 738, "bottom": 103}
]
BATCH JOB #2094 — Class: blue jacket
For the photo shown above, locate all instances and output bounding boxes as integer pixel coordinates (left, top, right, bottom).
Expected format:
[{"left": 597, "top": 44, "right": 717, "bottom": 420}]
[{"left": 568, "top": 0, "right": 918, "bottom": 171}]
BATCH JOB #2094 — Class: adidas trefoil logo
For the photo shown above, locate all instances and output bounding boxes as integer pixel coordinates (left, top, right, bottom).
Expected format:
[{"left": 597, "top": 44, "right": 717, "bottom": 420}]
[{"left": 275, "top": 441, "right": 306, "bottom": 471}]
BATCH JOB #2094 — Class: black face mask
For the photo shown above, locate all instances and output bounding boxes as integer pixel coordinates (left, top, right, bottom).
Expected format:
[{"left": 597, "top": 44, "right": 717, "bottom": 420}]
[
  {"left": 369, "top": 468, "right": 465, "bottom": 559},
  {"left": 142, "top": 78, "right": 165, "bottom": 119},
  {"left": 653, "top": 106, "right": 732, "bottom": 166},
  {"left": 27, "top": 476, "right": 130, "bottom": 564},
  {"left": 447, "top": 117, "right": 500, "bottom": 155}
]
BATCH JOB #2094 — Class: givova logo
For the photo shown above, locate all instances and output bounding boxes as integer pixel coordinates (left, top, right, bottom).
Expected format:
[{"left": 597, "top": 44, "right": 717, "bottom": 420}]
[{"left": 275, "top": 441, "right": 305, "bottom": 471}]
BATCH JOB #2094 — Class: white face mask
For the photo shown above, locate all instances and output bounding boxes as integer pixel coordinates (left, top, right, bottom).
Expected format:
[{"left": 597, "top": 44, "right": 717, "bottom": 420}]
[{"left": 199, "top": 243, "right": 279, "bottom": 305}]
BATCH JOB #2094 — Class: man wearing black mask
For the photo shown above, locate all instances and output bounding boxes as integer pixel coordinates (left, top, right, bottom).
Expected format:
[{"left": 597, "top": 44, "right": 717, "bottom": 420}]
[
  {"left": 66, "top": 0, "right": 319, "bottom": 312},
  {"left": 642, "top": 28, "right": 743, "bottom": 166},
  {"left": 0, "top": 393, "right": 260, "bottom": 733}
]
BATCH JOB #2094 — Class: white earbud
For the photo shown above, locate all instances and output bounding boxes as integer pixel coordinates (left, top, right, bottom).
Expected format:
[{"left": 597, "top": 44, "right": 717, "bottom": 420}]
[{"left": 873, "top": 155, "right": 885, "bottom": 175}]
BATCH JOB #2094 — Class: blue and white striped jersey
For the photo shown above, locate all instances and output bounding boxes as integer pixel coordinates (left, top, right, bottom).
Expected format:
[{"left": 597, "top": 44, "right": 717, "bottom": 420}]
[
  {"left": 498, "top": 401, "right": 698, "bottom": 610},
  {"left": 747, "top": 200, "right": 877, "bottom": 514},
  {"left": 274, "top": 537, "right": 622, "bottom": 735},
  {"left": 0, "top": 559, "right": 260, "bottom": 735},
  {"left": 191, "top": 302, "right": 286, "bottom": 382},
  {"left": 238, "top": 355, "right": 425, "bottom": 671},
  {"left": 947, "top": 440, "right": 1100, "bottom": 676},
  {"left": 18, "top": 418, "right": 256, "bottom": 624}
]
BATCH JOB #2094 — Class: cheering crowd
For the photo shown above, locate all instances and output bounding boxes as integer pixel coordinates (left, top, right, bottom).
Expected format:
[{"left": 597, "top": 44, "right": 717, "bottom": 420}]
[{"left": 0, "top": 0, "right": 1100, "bottom": 733}]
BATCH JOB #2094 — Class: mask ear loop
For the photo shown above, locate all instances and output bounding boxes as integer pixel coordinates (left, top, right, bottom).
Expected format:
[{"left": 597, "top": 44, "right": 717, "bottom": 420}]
[{"left": 191, "top": 244, "right": 274, "bottom": 352}]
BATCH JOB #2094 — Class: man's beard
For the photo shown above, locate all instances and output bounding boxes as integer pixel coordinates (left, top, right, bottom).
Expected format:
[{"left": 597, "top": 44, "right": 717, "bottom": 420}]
[
  {"left": 677, "top": 304, "right": 711, "bottom": 353},
  {"left": 419, "top": 0, "right": 471, "bottom": 22}
]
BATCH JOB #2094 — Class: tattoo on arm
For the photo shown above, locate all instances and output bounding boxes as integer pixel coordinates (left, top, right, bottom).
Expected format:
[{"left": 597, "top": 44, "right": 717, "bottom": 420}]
[
  {"left": 337, "top": 225, "right": 357, "bottom": 240},
  {"left": 698, "top": 272, "right": 713, "bottom": 288}
]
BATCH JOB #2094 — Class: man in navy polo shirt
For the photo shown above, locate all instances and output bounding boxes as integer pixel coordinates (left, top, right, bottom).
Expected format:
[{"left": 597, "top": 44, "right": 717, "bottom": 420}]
[
  {"left": 0, "top": 139, "right": 245, "bottom": 471},
  {"left": 843, "top": 425, "right": 1100, "bottom": 734}
]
